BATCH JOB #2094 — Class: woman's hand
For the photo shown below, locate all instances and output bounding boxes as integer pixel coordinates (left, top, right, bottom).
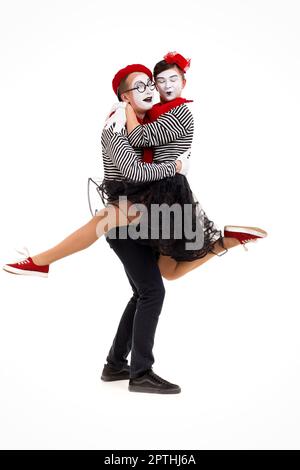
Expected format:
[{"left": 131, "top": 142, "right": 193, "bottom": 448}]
[
  {"left": 126, "top": 103, "right": 140, "bottom": 133},
  {"left": 104, "top": 102, "right": 127, "bottom": 133}
]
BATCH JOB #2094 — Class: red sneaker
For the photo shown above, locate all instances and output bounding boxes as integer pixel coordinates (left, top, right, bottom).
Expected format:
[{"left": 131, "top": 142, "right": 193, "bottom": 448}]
[
  {"left": 2, "top": 247, "right": 49, "bottom": 277},
  {"left": 224, "top": 225, "right": 268, "bottom": 251}
]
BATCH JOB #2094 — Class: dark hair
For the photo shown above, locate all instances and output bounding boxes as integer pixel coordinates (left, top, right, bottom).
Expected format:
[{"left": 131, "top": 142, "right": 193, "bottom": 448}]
[
  {"left": 153, "top": 60, "right": 185, "bottom": 80},
  {"left": 117, "top": 75, "right": 129, "bottom": 101}
]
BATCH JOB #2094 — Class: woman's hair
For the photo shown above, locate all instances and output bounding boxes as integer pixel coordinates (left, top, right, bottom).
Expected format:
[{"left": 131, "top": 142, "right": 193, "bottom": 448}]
[{"left": 153, "top": 60, "right": 185, "bottom": 80}]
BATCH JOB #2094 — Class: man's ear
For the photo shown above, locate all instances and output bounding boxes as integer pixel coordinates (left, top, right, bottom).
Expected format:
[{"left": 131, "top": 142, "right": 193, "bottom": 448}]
[{"left": 121, "top": 92, "right": 130, "bottom": 103}]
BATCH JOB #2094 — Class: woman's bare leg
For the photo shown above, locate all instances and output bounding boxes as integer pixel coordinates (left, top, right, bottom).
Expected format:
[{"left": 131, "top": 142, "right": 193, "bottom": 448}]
[
  {"left": 158, "top": 237, "right": 240, "bottom": 280},
  {"left": 31, "top": 201, "right": 142, "bottom": 266}
]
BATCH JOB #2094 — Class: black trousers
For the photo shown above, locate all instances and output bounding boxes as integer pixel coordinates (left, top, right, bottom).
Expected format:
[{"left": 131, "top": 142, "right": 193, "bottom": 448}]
[{"left": 104, "top": 228, "right": 165, "bottom": 379}]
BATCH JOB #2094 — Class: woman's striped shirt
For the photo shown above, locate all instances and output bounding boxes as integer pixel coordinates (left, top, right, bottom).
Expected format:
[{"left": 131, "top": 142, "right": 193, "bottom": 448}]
[
  {"left": 127, "top": 103, "right": 194, "bottom": 164},
  {"left": 101, "top": 103, "right": 194, "bottom": 183}
]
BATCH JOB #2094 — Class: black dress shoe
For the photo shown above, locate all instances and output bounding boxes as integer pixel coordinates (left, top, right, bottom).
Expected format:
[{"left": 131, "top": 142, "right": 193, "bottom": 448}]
[
  {"left": 101, "top": 363, "right": 130, "bottom": 382},
  {"left": 128, "top": 369, "right": 181, "bottom": 394}
]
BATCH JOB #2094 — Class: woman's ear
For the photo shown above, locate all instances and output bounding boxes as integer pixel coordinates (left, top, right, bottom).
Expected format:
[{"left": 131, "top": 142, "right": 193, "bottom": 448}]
[{"left": 182, "top": 79, "right": 186, "bottom": 89}]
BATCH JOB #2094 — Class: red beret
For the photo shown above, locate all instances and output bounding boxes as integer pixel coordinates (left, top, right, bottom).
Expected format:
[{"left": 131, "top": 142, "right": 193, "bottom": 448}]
[{"left": 112, "top": 64, "right": 153, "bottom": 96}]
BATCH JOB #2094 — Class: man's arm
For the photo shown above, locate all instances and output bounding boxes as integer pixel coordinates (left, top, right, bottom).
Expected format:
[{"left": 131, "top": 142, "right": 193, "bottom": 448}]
[
  {"left": 105, "top": 129, "right": 181, "bottom": 183},
  {"left": 126, "top": 104, "right": 194, "bottom": 148}
]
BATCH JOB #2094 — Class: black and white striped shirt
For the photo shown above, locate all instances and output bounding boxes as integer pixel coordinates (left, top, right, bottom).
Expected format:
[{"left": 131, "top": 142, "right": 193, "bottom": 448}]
[
  {"left": 101, "top": 103, "right": 193, "bottom": 183},
  {"left": 101, "top": 126, "right": 177, "bottom": 183},
  {"left": 127, "top": 103, "right": 194, "bottom": 163}
]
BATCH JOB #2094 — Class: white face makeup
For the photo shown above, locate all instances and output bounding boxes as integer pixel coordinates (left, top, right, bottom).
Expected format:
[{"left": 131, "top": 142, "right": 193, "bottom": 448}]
[
  {"left": 123, "top": 73, "right": 155, "bottom": 112},
  {"left": 155, "top": 67, "right": 186, "bottom": 102}
]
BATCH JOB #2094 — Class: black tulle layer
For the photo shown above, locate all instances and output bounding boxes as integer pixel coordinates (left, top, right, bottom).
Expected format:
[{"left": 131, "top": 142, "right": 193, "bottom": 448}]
[{"left": 97, "top": 175, "right": 224, "bottom": 262}]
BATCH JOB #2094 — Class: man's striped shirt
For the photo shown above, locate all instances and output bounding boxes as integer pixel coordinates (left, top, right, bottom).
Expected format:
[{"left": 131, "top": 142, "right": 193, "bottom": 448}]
[
  {"left": 100, "top": 103, "right": 193, "bottom": 183},
  {"left": 101, "top": 127, "right": 176, "bottom": 183}
]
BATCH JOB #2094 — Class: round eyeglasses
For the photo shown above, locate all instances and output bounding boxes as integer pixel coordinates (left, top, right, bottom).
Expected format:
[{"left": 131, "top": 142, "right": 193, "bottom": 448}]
[{"left": 123, "top": 79, "right": 156, "bottom": 94}]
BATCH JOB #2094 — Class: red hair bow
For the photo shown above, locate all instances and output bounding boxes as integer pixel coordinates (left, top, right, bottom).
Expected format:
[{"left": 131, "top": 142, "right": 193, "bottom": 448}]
[{"left": 163, "top": 52, "right": 191, "bottom": 72}]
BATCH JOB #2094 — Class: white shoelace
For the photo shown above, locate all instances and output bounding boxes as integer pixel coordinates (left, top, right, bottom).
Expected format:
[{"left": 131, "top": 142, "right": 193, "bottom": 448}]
[
  {"left": 13, "top": 246, "right": 31, "bottom": 265},
  {"left": 241, "top": 238, "right": 258, "bottom": 251}
]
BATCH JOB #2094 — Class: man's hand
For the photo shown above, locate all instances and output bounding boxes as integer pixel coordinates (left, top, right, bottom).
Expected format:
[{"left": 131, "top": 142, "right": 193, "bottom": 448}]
[
  {"left": 176, "top": 148, "right": 191, "bottom": 175},
  {"left": 175, "top": 160, "right": 182, "bottom": 172},
  {"left": 104, "top": 102, "right": 127, "bottom": 133}
]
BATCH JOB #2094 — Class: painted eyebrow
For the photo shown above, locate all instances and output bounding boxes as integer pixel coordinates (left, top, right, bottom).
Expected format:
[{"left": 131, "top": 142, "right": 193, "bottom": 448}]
[
  {"left": 157, "top": 74, "right": 178, "bottom": 79},
  {"left": 132, "top": 80, "right": 146, "bottom": 86}
]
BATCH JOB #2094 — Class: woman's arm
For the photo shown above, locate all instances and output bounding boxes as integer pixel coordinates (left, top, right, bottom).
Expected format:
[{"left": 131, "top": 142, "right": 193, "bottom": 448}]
[
  {"left": 126, "top": 104, "right": 140, "bottom": 134},
  {"left": 127, "top": 103, "right": 194, "bottom": 148}
]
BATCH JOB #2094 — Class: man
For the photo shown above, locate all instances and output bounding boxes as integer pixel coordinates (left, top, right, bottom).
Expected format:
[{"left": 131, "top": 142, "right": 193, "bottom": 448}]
[{"left": 100, "top": 64, "right": 187, "bottom": 394}]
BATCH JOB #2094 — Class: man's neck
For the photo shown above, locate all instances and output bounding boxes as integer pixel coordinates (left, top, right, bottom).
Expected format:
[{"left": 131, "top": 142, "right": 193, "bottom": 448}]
[{"left": 135, "top": 111, "right": 145, "bottom": 121}]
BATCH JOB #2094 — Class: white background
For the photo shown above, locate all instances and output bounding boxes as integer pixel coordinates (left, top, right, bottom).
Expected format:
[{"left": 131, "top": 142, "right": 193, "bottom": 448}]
[{"left": 0, "top": 0, "right": 299, "bottom": 450}]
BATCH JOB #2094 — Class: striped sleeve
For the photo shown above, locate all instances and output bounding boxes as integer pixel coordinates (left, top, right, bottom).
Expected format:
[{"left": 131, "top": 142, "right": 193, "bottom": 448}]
[
  {"left": 127, "top": 104, "right": 194, "bottom": 148},
  {"left": 106, "top": 132, "right": 176, "bottom": 183}
]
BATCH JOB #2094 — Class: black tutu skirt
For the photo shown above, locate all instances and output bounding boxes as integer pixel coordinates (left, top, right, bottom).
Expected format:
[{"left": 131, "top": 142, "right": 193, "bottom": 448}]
[{"left": 97, "top": 174, "right": 225, "bottom": 262}]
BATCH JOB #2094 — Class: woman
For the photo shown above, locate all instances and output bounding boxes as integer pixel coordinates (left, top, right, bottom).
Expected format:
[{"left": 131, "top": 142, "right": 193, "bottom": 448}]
[
  {"left": 98, "top": 51, "right": 268, "bottom": 280},
  {"left": 2, "top": 53, "right": 267, "bottom": 278}
]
